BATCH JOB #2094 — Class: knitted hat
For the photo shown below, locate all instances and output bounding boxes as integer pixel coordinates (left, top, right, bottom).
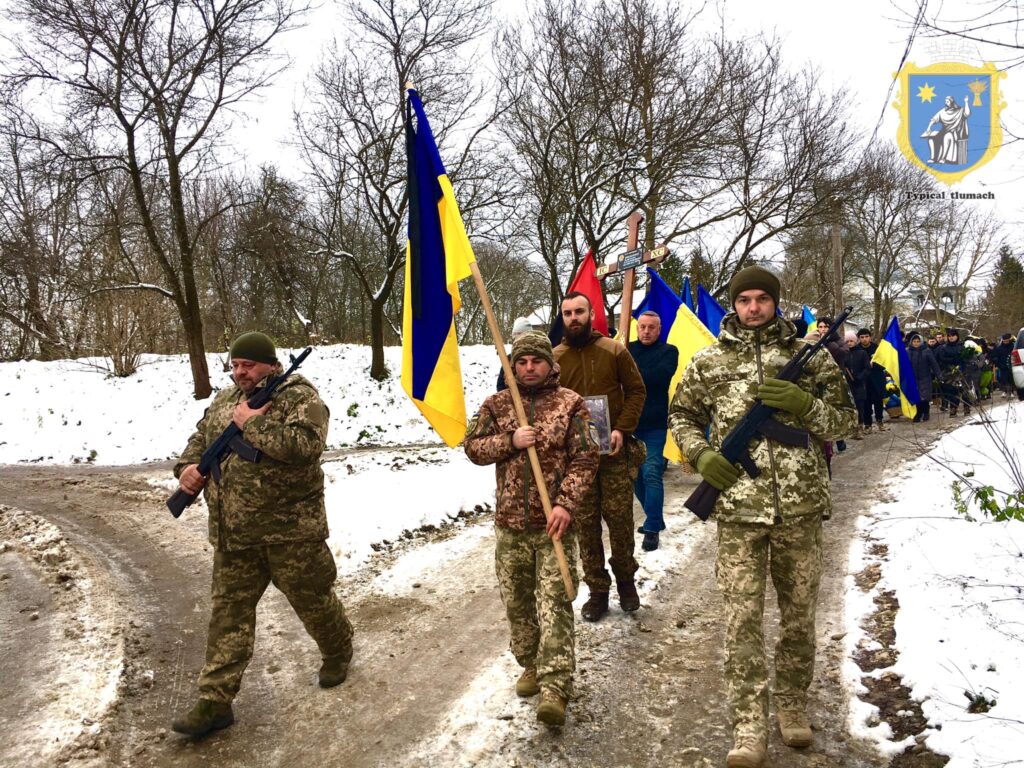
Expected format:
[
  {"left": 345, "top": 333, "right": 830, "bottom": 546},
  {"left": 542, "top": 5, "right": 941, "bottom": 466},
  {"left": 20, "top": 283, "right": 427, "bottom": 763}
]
[
  {"left": 511, "top": 332, "right": 554, "bottom": 368},
  {"left": 728, "top": 266, "right": 780, "bottom": 307},
  {"left": 844, "top": 331, "right": 857, "bottom": 344},
  {"left": 229, "top": 332, "right": 278, "bottom": 364},
  {"left": 511, "top": 317, "right": 533, "bottom": 338}
]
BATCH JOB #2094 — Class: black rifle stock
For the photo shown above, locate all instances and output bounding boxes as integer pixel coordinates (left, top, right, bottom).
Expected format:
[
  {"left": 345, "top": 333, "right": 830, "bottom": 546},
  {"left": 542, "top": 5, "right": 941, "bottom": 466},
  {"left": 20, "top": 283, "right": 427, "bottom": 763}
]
[
  {"left": 684, "top": 308, "right": 853, "bottom": 522},
  {"left": 167, "top": 347, "right": 313, "bottom": 518}
]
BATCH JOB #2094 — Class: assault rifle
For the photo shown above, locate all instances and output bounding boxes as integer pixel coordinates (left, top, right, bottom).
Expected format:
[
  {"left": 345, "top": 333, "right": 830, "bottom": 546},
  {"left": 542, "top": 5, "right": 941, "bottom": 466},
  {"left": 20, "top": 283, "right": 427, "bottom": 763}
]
[
  {"left": 684, "top": 308, "right": 853, "bottom": 521},
  {"left": 166, "top": 347, "right": 313, "bottom": 519}
]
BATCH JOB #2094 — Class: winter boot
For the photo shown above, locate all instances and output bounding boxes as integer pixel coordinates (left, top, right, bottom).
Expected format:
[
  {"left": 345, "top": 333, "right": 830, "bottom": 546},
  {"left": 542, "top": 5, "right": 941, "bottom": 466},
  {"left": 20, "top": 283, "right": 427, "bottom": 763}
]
[
  {"left": 726, "top": 737, "right": 766, "bottom": 768},
  {"left": 950, "top": 406, "right": 959, "bottom": 417},
  {"left": 876, "top": 421, "right": 890, "bottom": 432},
  {"left": 851, "top": 425, "right": 865, "bottom": 440},
  {"left": 516, "top": 666, "right": 540, "bottom": 697},
  {"left": 171, "top": 699, "right": 234, "bottom": 737},
  {"left": 641, "top": 531, "right": 660, "bottom": 552},
  {"left": 580, "top": 591, "right": 609, "bottom": 622},
  {"left": 318, "top": 654, "right": 351, "bottom": 688},
  {"left": 617, "top": 579, "right": 640, "bottom": 612},
  {"left": 536, "top": 688, "right": 567, "bottom": 726},
  {"left": 777, "top": 709, "right": 813, "bottom": 747}
]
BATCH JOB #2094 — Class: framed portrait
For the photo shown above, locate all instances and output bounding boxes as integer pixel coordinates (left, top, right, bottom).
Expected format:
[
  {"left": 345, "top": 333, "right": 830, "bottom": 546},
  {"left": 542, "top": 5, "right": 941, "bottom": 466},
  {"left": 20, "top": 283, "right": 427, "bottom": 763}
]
[{"left": 583, "top": 395, "right": 612, "bottom": 454}]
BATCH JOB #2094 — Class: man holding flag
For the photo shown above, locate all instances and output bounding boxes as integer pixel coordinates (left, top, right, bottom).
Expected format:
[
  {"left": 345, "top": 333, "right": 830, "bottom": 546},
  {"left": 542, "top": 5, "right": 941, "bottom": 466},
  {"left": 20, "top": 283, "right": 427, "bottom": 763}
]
[{"left": 871, "top": 317, "right": 920, "bottom": 421}]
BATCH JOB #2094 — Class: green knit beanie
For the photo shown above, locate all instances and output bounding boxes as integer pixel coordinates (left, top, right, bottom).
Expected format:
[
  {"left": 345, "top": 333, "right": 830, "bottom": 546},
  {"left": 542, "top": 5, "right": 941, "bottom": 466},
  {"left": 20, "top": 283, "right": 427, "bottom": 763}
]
[
  {"left": 229, "top": 332, "right": 278, "bottom": 364},
  {"left": 728, "top": 266, "right": 781, "bottom": 308},
  {"left": 511, "top": 332, "right": 554, "bottom": 368}
]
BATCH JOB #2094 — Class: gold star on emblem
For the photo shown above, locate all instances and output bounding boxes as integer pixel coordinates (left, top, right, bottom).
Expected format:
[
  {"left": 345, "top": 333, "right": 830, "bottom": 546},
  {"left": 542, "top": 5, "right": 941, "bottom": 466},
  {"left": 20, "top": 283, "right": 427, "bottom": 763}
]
[{"left": 917, "top": 83, "right": 936, "bottom": 103}]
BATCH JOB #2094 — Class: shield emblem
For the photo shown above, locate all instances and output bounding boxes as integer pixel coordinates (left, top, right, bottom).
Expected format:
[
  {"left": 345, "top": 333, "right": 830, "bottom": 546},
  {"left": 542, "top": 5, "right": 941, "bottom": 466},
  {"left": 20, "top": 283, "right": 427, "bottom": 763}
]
[{"left": 893, "top": 61, "right": 1006, "bottom": 185}]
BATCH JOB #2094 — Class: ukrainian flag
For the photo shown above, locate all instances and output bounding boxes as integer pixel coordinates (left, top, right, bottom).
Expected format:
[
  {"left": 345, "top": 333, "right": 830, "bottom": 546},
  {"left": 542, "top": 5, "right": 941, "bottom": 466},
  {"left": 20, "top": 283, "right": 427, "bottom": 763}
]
[
  {"left": 629, "top": 270, "right": 681, "bottom": 342},
  {"left": 801, "top": 305, "right": 816, "bottom": 332},
  {"left": 871, "top": 316, "right": 919, "bottom": 419},
  {"left": 401, "top": 87, "right": 475, "bottom": 447},
  {"left": 663, "top": 303, "right": 717, "bottom": 463}
]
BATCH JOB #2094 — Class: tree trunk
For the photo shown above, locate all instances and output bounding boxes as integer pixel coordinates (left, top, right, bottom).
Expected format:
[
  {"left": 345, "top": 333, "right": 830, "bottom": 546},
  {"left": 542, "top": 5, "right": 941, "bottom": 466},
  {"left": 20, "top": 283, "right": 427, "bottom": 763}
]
[
  {"left": 369, "top": 299, "right": 388, "bottom": 381},
  {"left": 182, "top": 304, "right": 212, "bottom": 399}
]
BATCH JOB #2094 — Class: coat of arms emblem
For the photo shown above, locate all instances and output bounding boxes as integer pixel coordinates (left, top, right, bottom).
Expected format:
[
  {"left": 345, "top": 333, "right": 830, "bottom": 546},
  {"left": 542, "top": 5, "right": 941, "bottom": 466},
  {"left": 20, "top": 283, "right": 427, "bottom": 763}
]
[{"left": 893, "top": 61, "right": 1006, "bottom": 185}]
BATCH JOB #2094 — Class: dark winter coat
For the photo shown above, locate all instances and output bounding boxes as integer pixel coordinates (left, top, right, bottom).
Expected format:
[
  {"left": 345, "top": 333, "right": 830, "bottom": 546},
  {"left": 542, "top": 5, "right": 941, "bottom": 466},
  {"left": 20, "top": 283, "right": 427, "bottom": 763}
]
[
  {"left": 628, "top": 339, "right": 679, "bottom": 432},
  {"left": 935, "top": 340, "right": 966, "bottom": 373},
  {"left": 846, "top": 345, "right": 872, "bottom": 400},
  {"left": 907, "top": 345, "right": 942, "bottom": 400}
]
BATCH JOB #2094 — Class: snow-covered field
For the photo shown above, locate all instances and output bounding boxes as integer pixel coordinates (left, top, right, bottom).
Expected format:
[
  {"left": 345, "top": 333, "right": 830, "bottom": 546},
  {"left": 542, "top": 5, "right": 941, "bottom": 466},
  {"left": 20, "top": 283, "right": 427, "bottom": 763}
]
[
  {"left": 1, "top": 343, "right": 503, "bottom": 575},
  {"left": 845, "top": 402, "right": 1024, "bottom": 766}
]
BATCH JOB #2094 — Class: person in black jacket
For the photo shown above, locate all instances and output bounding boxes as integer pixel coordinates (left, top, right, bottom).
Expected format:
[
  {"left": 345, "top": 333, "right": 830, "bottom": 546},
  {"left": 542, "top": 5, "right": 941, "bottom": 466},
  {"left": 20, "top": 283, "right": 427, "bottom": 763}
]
[
  {"left": 846, "top": 332, "right": 872, "bottom": 438},
  {"left": 935, "top": 328, "right": 969, "bottom": 416},
  {"left": 816, "top": 317, "right": 849, "bottom": 458},
  {"left": 628, "top": 311, "right": 678, "bottom": 552},
  {"left": 855, "top": 328, "right": 890, "bottom": 432},
  {"left": 989, "top": 333, "right": 1014, "bottom": 396},
  {"left": 907, "top": 334, "right": 942, "bottom": 422}
]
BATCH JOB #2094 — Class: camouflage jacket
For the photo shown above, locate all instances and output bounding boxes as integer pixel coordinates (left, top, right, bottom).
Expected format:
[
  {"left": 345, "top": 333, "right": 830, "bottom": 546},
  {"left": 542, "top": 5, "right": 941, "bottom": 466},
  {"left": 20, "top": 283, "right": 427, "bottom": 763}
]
[
  {"left": 174, "top": 373, "right": 330, "bottom": 551},
  {"left": 464, "top": 367, "right": 600, "bottom": 530},
  {"left": 669, "top": 315, "right": 856, "bottom": 524},
  {"left": 554, "top": 332, "right": 647, "bottom": 434}
]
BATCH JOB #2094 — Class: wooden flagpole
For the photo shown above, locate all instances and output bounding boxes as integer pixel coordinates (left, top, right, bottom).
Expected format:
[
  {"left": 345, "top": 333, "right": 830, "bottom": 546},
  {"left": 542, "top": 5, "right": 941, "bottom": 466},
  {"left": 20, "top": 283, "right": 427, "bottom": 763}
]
[{"left": 467, "top": 261, "right": 578, "bottom": 601}]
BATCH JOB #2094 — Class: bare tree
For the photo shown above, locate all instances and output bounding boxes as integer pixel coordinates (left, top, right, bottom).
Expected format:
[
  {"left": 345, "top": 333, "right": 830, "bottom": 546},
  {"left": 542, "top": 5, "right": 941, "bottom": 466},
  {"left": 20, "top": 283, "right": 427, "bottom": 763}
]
[
  {"left": 298, "top": 0, "right": 505, "bottom": 379},
  {"left": 5, "top": 0, "right": 308, "bottom": 397}
]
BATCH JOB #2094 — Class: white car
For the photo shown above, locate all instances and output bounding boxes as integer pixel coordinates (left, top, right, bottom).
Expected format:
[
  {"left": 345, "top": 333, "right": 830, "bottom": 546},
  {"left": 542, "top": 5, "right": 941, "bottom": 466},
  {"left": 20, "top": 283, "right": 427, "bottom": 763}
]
[{"left": 1013, "top": 328, "right": 1024, "bottom": 400}]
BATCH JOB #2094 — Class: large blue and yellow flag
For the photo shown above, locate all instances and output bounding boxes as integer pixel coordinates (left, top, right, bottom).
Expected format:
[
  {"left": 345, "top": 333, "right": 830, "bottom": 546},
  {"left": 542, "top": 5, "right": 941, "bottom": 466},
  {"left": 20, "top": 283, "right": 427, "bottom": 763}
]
[
  {"left": 663, "top": 303, "right": 717, "bottom": 463},
  {"left": 696, "top": 284, "right": 726, "bottom": 336},
  {"left": 871, "top": 316, "right": 920, "bottom": 419},
  {"left": 401, "top": 88, "right": 475, "bottom": 446}
]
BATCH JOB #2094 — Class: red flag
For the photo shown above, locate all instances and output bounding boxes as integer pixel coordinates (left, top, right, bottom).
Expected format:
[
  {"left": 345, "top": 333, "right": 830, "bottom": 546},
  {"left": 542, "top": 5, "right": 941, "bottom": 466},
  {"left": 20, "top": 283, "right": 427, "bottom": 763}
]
[{"left": 567, "top": 249, "right": 608, "bottom": 335}]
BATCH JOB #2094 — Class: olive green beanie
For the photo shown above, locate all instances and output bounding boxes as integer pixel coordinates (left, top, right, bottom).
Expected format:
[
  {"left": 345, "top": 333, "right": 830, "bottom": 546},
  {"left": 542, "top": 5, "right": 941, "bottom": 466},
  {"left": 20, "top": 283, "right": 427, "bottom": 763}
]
[
  {"left": 511, "top": 332, "right": 554, "bottom": 368},
  {"left": 229, "top": 332, "right": 278, "bottom": 364},
  {"left": 728, "top": 266, "right": 781, "bottom": 308}
]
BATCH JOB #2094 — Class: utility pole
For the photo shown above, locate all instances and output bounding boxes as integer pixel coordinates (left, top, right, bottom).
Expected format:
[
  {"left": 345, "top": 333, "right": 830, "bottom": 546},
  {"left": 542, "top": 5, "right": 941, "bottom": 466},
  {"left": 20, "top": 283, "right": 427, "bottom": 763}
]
[{"left": 831, "top": 197, "right": 844, "bottom": 333}]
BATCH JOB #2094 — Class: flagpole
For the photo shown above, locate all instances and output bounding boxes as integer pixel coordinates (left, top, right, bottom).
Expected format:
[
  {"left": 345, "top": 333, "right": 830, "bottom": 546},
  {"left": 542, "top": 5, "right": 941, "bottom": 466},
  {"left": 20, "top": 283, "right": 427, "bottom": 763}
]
[{"left": 467, "top": 261, "right": 578, "bottom": 602}]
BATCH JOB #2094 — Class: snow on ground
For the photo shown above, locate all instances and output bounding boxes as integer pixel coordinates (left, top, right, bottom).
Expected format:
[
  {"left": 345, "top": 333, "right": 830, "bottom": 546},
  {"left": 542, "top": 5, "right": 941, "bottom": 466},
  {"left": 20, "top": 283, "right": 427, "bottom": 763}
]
[
  {"left": 844, "top": 401, "right": 1024, "bottom": 766},
  {"left": 0, "top": 343, "right": 500, "bottom": 464}
]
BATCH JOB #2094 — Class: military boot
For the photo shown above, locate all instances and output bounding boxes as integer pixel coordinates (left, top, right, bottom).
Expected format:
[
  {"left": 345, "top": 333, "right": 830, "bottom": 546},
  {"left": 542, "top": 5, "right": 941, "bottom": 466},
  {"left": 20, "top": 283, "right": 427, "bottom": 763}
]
[
  {"left": 617, "top": 579, "right": 640, "bottom": 612},
  {"left": 580, "top": 591, "right": 609, "bottom": 622},
  {"left": 535, "top": 688, "right": 567, "bottom": 726},
  {"left": 171, "top": 699, "right": 234, "bottom": 737},
  {"left": 851, "top": 425, "right": 865, "bottom": 440},
  {"left": 318, "top": 654, "right": 351, "bottom": 688},
  {"left": 777, "top": 709, "right": 813, "bottom": 747},
  {"left": 516, "top": 666, "right": 540, "bottom": 697},
  {"left": 726, "top": 737, "right": 766, "bottom": 768},
  {"left": 876, "top": 421, "right": 890, "bottom": 432}
]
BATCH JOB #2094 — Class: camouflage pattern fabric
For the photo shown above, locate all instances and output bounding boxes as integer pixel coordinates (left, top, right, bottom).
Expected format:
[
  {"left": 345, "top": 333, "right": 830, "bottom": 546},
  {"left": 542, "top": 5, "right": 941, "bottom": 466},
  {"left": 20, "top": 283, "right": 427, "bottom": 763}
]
[
  {"left": 715, "top": 514, "right": 823, "bottom": 740},
  {"left": 464, "top": 366, "right": 599, "bottom": 530},
  {"left": 495, "top": 527, "right": 579, "bottom": 698},
  {"left": 575, "top": 439, "right": 646, "bottom": 593},
  {"left": 669, "top": 314, "right": 856, "bottom": 525},
  {"left": 174, "top": 373, "right": 330, "bottom": 550},
  {"left": 199, "top": 540, "right": 353, "bottom": 703}
]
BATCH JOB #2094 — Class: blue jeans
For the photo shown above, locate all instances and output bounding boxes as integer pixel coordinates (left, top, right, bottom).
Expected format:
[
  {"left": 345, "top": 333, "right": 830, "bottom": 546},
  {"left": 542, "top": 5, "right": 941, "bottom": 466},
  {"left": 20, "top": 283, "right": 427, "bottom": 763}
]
[{"left": 633, "top": 429, "right": 667, "bottom": 532}]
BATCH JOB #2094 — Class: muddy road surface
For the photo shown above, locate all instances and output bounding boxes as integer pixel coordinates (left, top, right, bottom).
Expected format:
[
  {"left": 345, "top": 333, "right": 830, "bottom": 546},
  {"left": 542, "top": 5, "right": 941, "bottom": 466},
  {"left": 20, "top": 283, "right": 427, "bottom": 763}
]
[{"left": 0, "top": 421, "right": 950, "bottom": 767}]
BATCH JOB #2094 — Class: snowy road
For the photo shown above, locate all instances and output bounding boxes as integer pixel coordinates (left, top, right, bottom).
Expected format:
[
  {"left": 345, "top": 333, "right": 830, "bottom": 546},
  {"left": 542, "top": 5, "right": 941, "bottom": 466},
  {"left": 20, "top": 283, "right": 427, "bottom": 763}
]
[{"left": 0, "top": 425, "right": 954, "bottom": 768}]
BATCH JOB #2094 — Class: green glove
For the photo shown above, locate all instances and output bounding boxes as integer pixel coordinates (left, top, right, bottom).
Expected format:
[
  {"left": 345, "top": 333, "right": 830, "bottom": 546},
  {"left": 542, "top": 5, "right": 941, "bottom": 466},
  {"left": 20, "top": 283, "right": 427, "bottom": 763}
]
[
  {"left": 757, "top": 378, "right": 814, "bottom": 416},
  {"left": 695, "top": 449, "right": 741, "bottom": 491}
]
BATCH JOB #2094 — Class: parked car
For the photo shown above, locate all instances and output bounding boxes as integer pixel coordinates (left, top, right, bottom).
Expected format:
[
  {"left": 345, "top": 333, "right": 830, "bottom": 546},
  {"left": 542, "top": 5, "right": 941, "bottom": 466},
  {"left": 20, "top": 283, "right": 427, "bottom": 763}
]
[{"left": 1012, "top": 328, "right": 1024, "bottom": 400}]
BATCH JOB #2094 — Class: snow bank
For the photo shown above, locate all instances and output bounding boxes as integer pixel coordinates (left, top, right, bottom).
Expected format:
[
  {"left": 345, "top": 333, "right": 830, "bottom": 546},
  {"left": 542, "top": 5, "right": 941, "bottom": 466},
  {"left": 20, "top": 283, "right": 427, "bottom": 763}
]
[
  {"left": 845, "top": 402, "right": 1024, "bottom": 766},
  {"left": 0, "top": 343, "right": 501, "bottom": 465}
]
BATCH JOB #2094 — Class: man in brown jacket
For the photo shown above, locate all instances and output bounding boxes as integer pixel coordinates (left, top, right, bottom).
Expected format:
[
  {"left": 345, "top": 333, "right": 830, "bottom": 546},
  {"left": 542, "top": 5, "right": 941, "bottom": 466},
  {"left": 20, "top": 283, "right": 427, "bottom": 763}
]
[
  {"left": 554, "top": 292, "right": 647, "bottom": 621},
  {"left": 465, "top": 332, "right": 599, "bottom": 726}
]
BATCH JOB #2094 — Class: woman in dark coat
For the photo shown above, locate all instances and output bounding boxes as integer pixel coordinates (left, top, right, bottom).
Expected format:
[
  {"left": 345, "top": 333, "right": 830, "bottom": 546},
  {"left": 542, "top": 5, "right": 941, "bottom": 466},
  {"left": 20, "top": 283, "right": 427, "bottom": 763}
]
[{"left": 907, "top": 333, "right": 942, "bottom": 422}]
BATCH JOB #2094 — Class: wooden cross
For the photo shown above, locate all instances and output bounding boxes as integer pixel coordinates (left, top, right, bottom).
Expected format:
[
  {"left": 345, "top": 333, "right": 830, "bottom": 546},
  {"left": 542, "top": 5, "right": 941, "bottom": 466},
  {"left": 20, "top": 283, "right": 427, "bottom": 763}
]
[{"left": 597, "top": 212, "right": 670, "bottom": 341}]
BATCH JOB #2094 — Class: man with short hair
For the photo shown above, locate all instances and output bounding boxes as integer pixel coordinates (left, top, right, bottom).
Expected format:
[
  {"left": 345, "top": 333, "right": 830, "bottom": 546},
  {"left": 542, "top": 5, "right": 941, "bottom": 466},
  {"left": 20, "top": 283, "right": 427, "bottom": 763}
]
[
  {"left": 936, "top": 328, "right": 969, "bottom": 415},
  {"left": 990, "top": 333, "right": 1015, "bottom": 396},
  {"left": 555, "top": 291, "right": 647, "bottom": 621},
  {"left": 628, "top": 310, "right": 679, "bottom": 552},
  {"left": 856, "top": 329, "right": 889, "bottom": 432},
  {"left": 669, "top": 267, "right": 856, "bottom": 768},
  {"left": 171, "top": 332, "right": 353, "bottom": 738},
  {"left": 465, "top": 332, "right": 599, "bottom": 727},
  {"left": 815, "top": 318, "right": 848, "bottom": 455}
]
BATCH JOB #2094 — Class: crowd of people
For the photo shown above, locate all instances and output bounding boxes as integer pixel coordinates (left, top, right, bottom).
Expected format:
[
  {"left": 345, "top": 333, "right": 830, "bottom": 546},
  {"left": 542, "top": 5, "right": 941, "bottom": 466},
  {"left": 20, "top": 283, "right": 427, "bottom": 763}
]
[{"left": 169, "top": 276, "right": 1015, "bottom": 768}]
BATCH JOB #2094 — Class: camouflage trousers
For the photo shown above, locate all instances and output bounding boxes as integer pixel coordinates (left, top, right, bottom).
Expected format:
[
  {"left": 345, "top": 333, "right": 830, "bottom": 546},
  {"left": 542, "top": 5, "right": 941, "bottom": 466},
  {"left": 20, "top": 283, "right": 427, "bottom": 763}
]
[
  {"left": 495, "top": 527, "right": 579, "bottom": 698},
  {"left": 198, "top": 540, "right": 354, "bottom": 703},
  {"left": 576, "top": 440, "right": 645, "bottom": 593},
  {"left": 715, "top": 514, "right": 823, "bottom": 741}
]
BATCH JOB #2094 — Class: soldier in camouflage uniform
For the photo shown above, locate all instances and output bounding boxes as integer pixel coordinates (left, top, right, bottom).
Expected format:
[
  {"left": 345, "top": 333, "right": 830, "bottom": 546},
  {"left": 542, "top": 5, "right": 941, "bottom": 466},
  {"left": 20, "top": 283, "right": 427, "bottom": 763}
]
[
  {"left": 669, "top": 268, "right": 856, "bottom": 768},
  {"left": 554, "top": 292, "right": 647, "bottom": 622},
  {"left": 464, "top": 332, "right": 599, "bottom": 727},
  {"left": 171, "top": 332, "right": 353, "bottom": 738}
]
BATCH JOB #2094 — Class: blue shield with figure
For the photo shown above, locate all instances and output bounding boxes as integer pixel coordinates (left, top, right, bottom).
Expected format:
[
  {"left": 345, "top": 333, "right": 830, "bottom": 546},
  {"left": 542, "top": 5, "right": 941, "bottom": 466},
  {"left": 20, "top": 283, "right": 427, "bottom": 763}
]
[{"left": 894, "top": 62, "right": 1006, "bottom": 185}]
